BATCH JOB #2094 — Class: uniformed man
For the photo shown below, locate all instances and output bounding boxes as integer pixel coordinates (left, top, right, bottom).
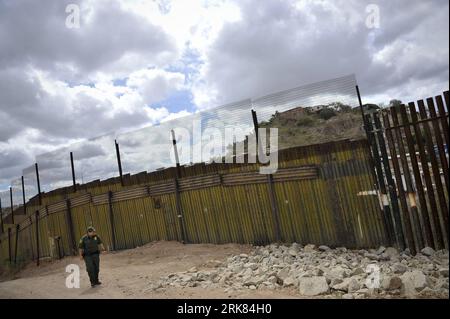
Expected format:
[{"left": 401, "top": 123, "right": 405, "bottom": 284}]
[{"left": 78, "top": 226, "right": 106, "bottom": 287}]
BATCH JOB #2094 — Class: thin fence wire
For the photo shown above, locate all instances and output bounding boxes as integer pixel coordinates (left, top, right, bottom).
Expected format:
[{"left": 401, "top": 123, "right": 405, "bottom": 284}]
[
  {"left": 1, "top": 74, "right": 359, "bottom": 196},
  {"left": 35, "top": 147, "right": 73, "bottom": 192},
  {"left": 22, "top": 165, "right": 38, "bottom": 202}
]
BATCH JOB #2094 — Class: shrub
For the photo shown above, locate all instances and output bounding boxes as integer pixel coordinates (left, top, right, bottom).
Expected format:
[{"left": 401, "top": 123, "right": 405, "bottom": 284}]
[
  {"left": 318, "top": 108, "right": 337, "bottom": 120},
  {"left": 296, "top": 116, "right": 315, "bottom": 127}
]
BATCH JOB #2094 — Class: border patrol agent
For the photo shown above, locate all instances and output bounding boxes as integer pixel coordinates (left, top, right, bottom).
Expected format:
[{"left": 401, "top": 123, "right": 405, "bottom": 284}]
[{"left": 79, "top": 226, "right": 105, "bottom": 287}]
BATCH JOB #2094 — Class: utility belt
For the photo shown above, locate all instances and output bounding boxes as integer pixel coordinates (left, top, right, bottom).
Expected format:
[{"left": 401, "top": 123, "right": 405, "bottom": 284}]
[{"left": 83, "top": 251, "right": 99, "bottom": 257}]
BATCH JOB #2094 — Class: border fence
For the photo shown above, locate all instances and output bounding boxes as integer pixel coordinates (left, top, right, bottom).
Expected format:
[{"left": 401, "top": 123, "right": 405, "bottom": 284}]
[
  {"left": 0, "top": 74, "right": 448, "bottom": 270},
  {"left": 1, "top": 139, "right": 386, "bottom": 268},
  {"left": 362, "top": 91, "right": 449, "bottom": 255}
]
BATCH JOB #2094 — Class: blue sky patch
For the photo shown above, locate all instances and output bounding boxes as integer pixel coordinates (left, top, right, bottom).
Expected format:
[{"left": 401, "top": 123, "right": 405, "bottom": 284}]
[{"left": 151, "top": 89, "right": 195, "bottom": 113}]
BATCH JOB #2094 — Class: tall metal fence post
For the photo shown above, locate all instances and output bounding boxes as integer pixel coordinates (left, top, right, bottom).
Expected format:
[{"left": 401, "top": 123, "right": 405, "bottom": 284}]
[
  {"left": 252, "top": 109, "right": 282, "bottom": 242},
  {"left": 35, "top": 163, "right": 42, "bottom": 206},
  {"left": 65, "top": 199, "right": 77, "bottom": 255},
  {"left": 171, "top": 130, "right": 187, "bottom": 244},
  {"left": 107, "top": 191, "right": 116, "bottom": 251},
  {"left": 115, "top": 140, "right": 124, "bottom": 187},
  {"left": 70, "top": 152, "right": 77, "bottom": 193},
  {"left": 21, "top": 176, "right": 26, "bottom": 216}
]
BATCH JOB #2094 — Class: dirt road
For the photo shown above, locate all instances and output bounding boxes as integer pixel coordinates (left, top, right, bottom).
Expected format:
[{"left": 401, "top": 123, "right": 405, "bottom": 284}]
[{"left": 0, "top": 241, "right": 299, "bottom": 299}]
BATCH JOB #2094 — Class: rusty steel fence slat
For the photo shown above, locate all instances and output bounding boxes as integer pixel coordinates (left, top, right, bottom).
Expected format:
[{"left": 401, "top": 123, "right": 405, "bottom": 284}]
[
  {"left": 364, "top": 113, "right": 401, "bottom": 247},
  {"left": 398, "top": 104, "right": 433, "bottom": 248},
  {"left": 363, "top": 90, "right": 449, "bottom": 252},
  {"left": 0, "top": 138, "right": 389, "bottom": 269}
]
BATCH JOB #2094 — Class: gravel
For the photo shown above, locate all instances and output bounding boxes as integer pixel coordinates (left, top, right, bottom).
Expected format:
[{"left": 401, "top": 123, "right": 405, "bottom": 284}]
[{"left": 148, "top": 243, "right": 449, "bottom": 298}]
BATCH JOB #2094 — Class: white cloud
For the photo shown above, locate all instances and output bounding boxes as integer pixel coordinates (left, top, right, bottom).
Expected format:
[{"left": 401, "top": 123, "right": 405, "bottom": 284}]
[
  {"left": 0, "top": 0, "right": 448, "bottom": 191},
  {"left": 126, "top": 68, "right": 185, "bottom": 104}
]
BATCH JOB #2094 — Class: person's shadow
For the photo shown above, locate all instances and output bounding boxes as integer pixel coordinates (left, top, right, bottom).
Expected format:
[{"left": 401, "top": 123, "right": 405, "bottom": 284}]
[{"left": 80, "top": 285, "right": 102, "bottom": 296}]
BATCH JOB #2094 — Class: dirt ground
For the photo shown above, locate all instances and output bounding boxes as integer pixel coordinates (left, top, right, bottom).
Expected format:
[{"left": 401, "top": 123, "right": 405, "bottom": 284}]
[{"left": 0, "top": 241, "right": 303, "bottom": 299}]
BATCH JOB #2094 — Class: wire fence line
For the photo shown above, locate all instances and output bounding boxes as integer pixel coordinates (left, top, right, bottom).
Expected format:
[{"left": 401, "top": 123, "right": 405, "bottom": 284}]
[{"left": 0, "top": 74, "right": 359, "bottom": 215}]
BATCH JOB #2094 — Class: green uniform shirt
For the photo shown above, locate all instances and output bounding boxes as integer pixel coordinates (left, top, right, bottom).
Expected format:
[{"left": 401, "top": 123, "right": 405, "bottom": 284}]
[{"left": 79, "top": 234, "right": 102, "bottom": 255}]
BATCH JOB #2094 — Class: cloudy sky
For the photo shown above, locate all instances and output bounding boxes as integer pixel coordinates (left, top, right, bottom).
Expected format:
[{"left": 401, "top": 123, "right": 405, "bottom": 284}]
[{"left": 0, "top": 0, "right": 449, "bottom": 194}]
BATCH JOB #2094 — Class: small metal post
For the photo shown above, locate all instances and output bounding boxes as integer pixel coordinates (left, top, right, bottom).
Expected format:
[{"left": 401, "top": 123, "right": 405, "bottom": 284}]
[
  {"left": 35, "top": 163, "right": 42, "bottom": 206},
  {"left": 9, "top": 186, "right": 14, "bottom": 225},
  {"left": 8, "top": 227, "right": 12, "bottom": 264},
  {"left": 21, "top": 176, "right": 26, "bottom": 216},
  {"left": 0, "top": 198, "right": 4, "bottom": 234},
  {"left": 107, "top": 191, "right": 116, "bottom": 251},
  {"left": 14, "top": 224, "right": 19, "bottom": 264},
  {"left": 35, "top": 211, "right": 40, "bottom": 266},
  {"left": 115, "top": 140, "right": 124, "bottom": 186},
  {"left": 70, "top": 152, "right": 77, "bottom": 193},
  {"left": 171, "top": 130, "right": 182, "bottom": 178}
]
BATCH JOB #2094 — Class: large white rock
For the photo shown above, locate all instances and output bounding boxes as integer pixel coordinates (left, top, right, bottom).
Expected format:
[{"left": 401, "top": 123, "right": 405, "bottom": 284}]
[
  {"left": 326, "top": 266, "right": 348, "bottom": 280},
  {"left": 332, "top": 278, "right": 360, "bottom": 293},
  {"left": 400, "top": 271, "right": 432, "bottom": 295},
  {"left": 376, "top": 246, "right": 386, "bottom": 255},
  {"left": 244, "top": 262, "right": 258, "bottom": 270},
  {"left": 381, "top": 275, "right": 402, "bottom": 291},
  {"left": 384, "top": 247, "right": 399, "bottom": 259},
  {"left": 303, "top": 244, "right": 316, "bottom": 252},
  {"left": 288, "top": 249, "right": 298, "bottom": 257},
  {"left": 348, "top": 278, "right": 361, "bottom": 293},
  {"left": 276, "top": 268, "right": 290, "bottom": 281},
  {"left": 318, "top": 245, "right": 331, "bottom": 252},
  {"left": 283, "top": 276, "right": 298, "bottom": 287},
  {"left": 351, "top": 267, "right": 365, "bottom": 276},
  {"left": 439, "top": 268, "right": 449, "bottom": 278},
  {"left": 421, "top": 247, "right": 435, "bottom": 257},
  {"left": 299, "top": 276, "right": 329, "bottom": 296},
  {"left": 392, "top": 263, "right": 408, "bottom": 274}
]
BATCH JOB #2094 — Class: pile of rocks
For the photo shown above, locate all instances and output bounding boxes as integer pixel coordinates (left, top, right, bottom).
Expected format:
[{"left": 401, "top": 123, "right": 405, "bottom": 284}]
[{"left": 149, "top": 244, "right": 449, "bottom": 298}]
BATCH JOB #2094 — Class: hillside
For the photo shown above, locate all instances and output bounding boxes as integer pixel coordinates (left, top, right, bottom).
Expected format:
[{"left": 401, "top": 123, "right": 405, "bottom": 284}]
[
  {"left": 229, "top": 103, "right": 366, "bottom": 154},
  {"left": 260, "top": 104, "right": 365, "bottom": 150}
]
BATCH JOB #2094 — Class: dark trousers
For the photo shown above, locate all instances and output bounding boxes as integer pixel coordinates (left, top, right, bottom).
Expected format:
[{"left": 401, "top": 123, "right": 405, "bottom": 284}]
[{"left": 84, "top": 253, "right": 100, "bottom": 285}]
